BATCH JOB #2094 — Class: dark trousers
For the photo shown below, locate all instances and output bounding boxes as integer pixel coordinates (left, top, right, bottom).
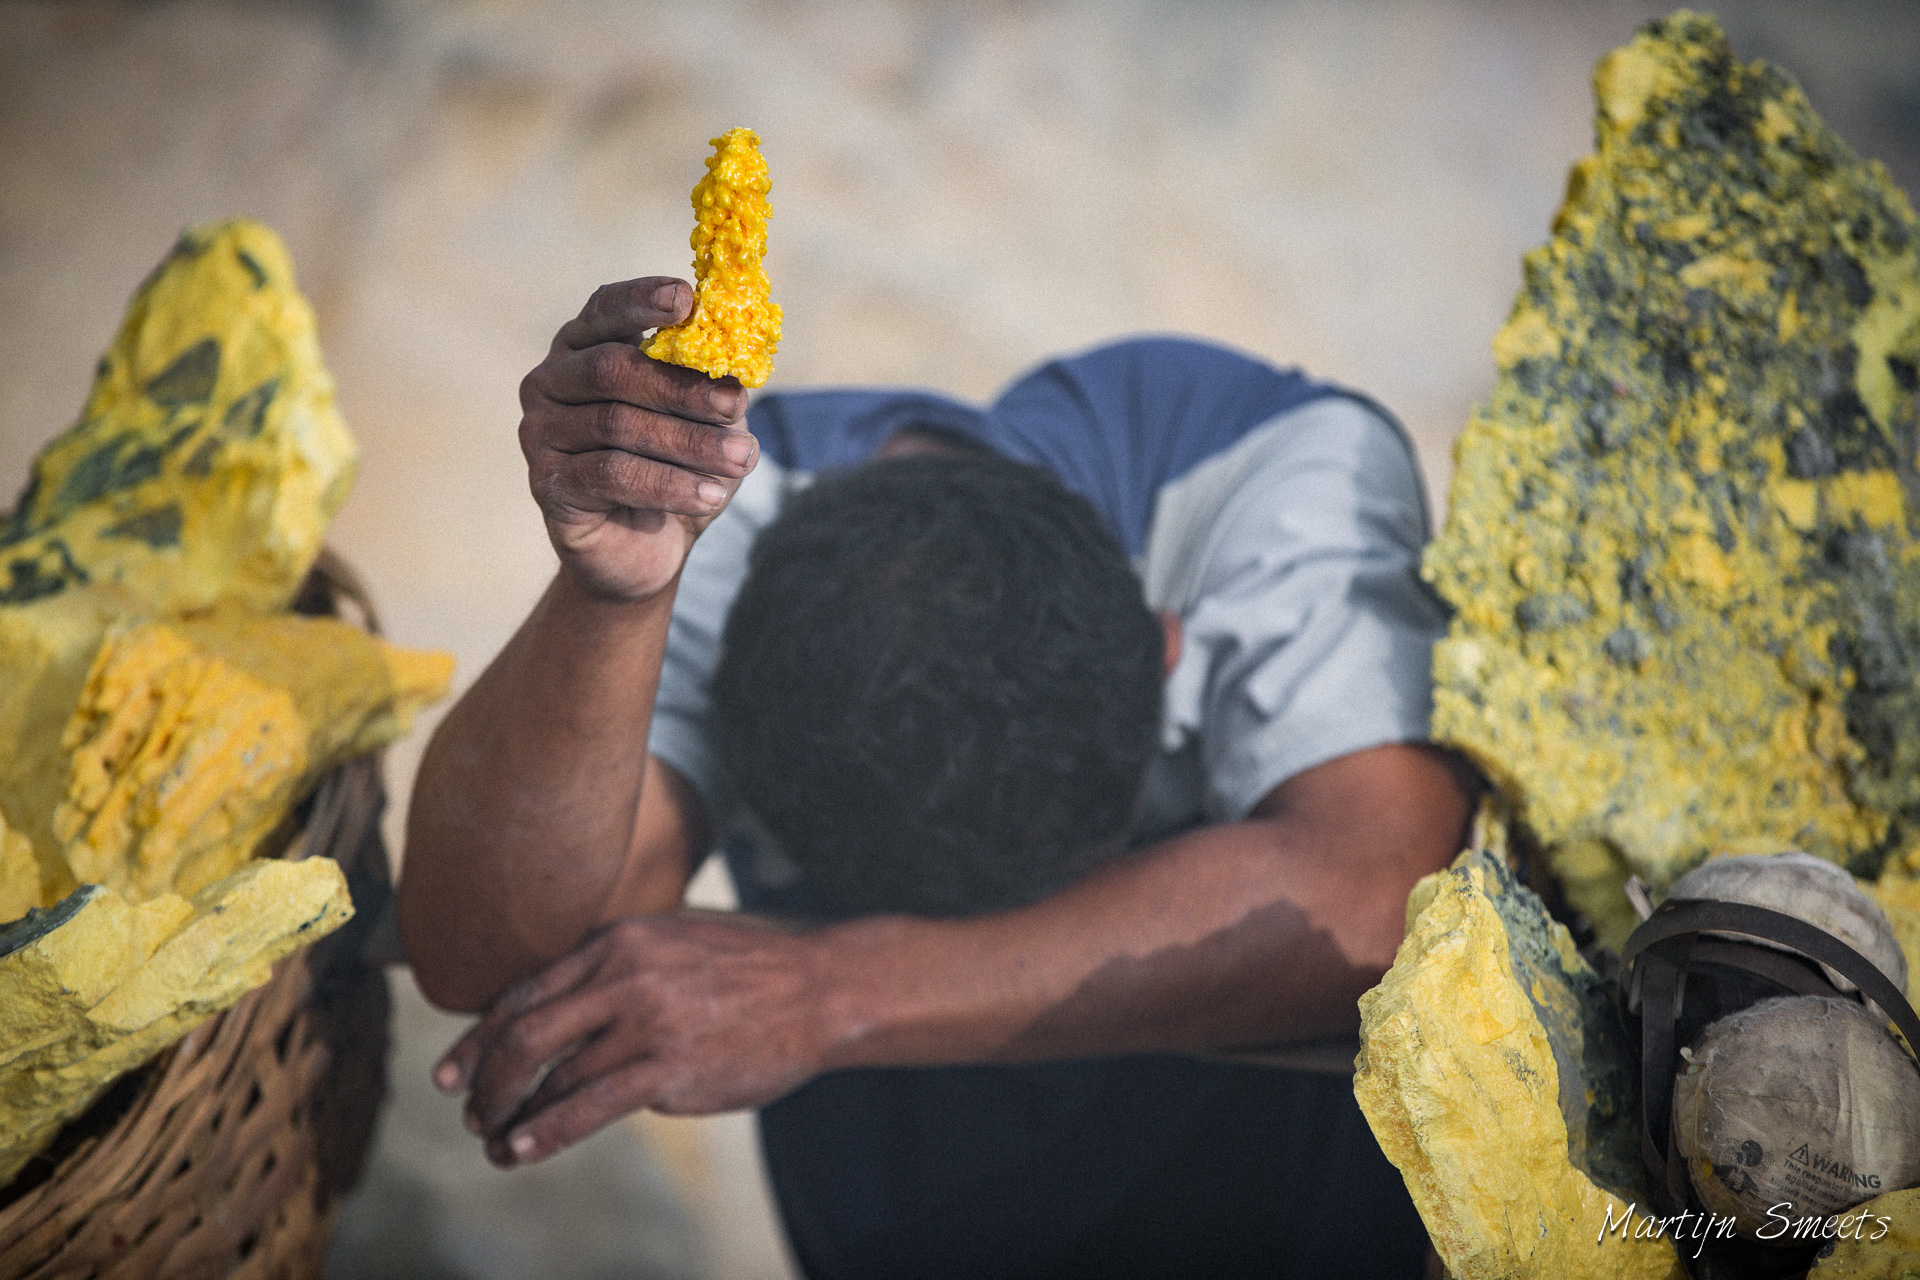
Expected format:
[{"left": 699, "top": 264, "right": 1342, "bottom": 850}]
[{"left": 757, "top": 1055, "right": 1430, "bottom": 1280}]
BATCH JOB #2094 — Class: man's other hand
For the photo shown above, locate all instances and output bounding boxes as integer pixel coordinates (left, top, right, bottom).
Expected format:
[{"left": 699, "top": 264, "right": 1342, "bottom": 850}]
[
  {"left": 520, "top": 277, "right": 759, "bottom": 602},
  {"left": 433, "top": 913, "right": 831, "bottom": 1167}
]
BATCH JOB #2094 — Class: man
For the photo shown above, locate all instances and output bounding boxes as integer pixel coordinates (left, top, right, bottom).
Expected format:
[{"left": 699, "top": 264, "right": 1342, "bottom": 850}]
[{"left": 399, "top": 277, "right": 1475, "bottom": 1278}]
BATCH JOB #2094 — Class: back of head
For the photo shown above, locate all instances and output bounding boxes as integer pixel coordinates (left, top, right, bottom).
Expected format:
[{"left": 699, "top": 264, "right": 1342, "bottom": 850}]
[{"left": 712, "top": 453, "right": 1164, "bottom": 918}]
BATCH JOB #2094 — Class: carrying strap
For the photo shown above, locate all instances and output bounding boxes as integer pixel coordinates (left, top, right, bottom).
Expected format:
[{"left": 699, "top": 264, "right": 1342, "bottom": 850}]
[{"left": 1621, "top": 898, "right": 1920, "bottom": 1216}]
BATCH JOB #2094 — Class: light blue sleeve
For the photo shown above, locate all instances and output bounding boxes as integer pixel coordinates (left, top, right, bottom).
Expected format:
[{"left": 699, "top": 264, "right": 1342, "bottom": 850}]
[
  {"left": 646, "top": 457, "right": 796, "bottom": 823},
  {"left": 1138, "top": 397, "right": 1448, "bottom": 824}
]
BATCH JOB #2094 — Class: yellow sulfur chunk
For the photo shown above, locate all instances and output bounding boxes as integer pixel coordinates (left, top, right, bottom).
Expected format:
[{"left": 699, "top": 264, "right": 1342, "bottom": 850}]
[
  {"left": 1422, "top": 13, "right": 1920, "bottom": 947},
  {"left": 645, "top": 127, "right": 782, "bottom": 388},
  {"left": 0, "top": 857, "right": 351, "bottom": 1185},
  {"left": 1356, "top": 834, "right": 1680, "bottom": 1280},
  {"left": 0, "top": 219, "right": 355, "bottom": 616},
  {"left": 1806, "top": 1187, "right": 1920, "bottom": 1277},
  {"left": 0, "top": 587, "right": 145, "bottom": 911},
  {"left": 52, "top": 614, "right": 453, "bottom": 903}
]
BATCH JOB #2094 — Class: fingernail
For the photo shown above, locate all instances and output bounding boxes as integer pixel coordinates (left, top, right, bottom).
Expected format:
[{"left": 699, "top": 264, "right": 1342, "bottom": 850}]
[
  {"left": 653, "top": 281, "right": 681, "bottom": 311},
  {"left": 511, "top": 1131, "right": 538, "bottom": 1159},
  {"left": 722, "top": 435, "right": 754, "bottom": 468},
  {"left": 434, "top": 1061, "right": 459, "bottom": 1092},
  {"left": 710, "top": 387, "right": 743, "bottom": 418},
  {"left": 696, "top": 481, "right": 725, "bottom": 507}
]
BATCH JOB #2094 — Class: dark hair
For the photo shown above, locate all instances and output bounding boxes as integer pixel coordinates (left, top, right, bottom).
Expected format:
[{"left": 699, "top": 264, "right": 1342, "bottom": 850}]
[{"left": 712, "top": 454, "right": 1165, "bottom": 919}]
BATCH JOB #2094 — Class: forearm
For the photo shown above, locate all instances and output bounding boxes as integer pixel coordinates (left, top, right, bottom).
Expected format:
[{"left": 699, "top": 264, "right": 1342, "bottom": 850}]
[
  {"left": 814, "top": 830, "right": 1378, "bottom": 1067},
  {"left": 812, "top": 744, "right": 1474, "bottom": 1069},
  {"left": 400, "top": 570, "right": 694, "bottom": 1009},
  {"left": 438, "top": 746, "right": 1474, "bottom": 1159}
]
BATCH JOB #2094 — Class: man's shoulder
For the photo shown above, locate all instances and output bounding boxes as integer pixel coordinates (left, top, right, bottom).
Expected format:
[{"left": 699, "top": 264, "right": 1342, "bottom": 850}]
[
  {"left": 740, "top": 337, "right": 1411, "bottom": 559},
  {"left": 983, "top": 336, "right": 1358, "bottom": 557},
  {"left": 745, "top": 389, "right": 987, "bottom": 472}
]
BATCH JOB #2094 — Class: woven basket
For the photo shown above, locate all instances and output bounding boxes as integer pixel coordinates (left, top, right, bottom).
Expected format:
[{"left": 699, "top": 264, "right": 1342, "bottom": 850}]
[{"left": 0, "top": 553, "right": 395, "bottom": 1280}]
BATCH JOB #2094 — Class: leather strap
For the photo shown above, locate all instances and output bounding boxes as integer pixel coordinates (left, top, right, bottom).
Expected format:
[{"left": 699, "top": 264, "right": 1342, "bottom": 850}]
[{"left": 1623, "top": 899, "right": 1920, "bottom": 1055}]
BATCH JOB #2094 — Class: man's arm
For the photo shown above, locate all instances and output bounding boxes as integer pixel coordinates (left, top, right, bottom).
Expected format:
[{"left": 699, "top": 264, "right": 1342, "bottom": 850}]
[
  {"left": 436, "top": 740, "right": 1475, "bottom": 1167},
  {"left": 399, "top": 277, "right": 753, "bottom": 1011}
]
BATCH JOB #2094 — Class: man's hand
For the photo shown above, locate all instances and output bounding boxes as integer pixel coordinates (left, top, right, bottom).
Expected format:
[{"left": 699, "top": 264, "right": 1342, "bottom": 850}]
[
  {"left": 520, "top": 277, "right": 760, "bottom": 602},
  {"left": 433, "top": 913, "right": 835, "bottom": 1167}
]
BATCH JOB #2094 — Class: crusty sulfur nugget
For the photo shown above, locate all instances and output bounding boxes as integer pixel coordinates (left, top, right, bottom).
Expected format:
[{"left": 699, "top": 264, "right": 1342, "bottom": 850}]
[
  {"left": 53, "top": 614, "right": 452, "bottom": 902},
  {"left": 645, "top": 127, "right": 782, "bottom": 388}
]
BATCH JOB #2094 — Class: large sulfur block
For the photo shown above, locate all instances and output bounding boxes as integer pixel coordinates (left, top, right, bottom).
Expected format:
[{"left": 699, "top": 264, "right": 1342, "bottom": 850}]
[
  {"left": 0, "top": 219, "right": 356, "bottom": 618},
  {"left": 0, "top": 857, "right": 351, "bottom": 1186},
  {"left": 646, "top": 127, "right": 782, "bottom": 388},
  {"left": 1356, "top": 836, "right": 1678, "bottom": 1279},
  {"left": 1422, "top": 12, "right": 1920, "bottom": 948}
]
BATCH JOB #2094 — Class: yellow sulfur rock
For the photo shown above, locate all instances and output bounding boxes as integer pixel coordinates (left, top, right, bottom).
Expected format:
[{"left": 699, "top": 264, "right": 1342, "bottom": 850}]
[
  {"left": 1356, "top": 830, "right": 1679, "bottom": 1280},
  {"left": 1423, "top": 13, "right": 1920, "bottom": 949},
  {"left": 51, "top": 613, "right": 452, "bottom": 903},
  {"left": 0, "top": 223, "right": 452, "bottom": 913},
  {"left": 0, "top": 222, "right": 448, "bottom": 1184},
  {"left": 1362, "top": 15, "right": 1920, "bottom": 1278},
  {"left": 1806, "top": 1187, "right": 1920, "bottom": 1277},
  {"left": 0, "top": 582, "right": 155, "bottom": 911},
  {"left": 645, "top": 127, "right": 782, "bottom": 388},
  {"left": 0, "top": 857, "right": 351, "bottom": 1185},
  {"left": 0, "top": 219, "right": 355, "bottom": 617}
]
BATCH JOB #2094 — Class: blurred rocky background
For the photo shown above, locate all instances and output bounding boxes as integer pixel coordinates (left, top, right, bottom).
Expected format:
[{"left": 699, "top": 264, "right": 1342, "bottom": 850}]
[{"left": 2, "top": 2, "right": 1916, "bottom": 1276}]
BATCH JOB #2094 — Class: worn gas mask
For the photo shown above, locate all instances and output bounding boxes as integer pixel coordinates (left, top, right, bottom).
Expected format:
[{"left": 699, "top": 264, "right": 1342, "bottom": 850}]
[{"left": 1621, "top": 852, "right": 1920, "bottom": 1276}]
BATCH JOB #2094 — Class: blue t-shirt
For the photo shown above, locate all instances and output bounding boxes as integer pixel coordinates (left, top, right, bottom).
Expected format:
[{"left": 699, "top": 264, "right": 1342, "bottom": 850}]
[{"left": 651, "top": 337, "right": 1445, "bottom": 894}]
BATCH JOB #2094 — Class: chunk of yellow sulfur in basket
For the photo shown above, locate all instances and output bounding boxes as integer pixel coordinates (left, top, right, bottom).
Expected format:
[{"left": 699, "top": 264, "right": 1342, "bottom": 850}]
[
  {"left": 0, "top": 856, "right": 351, "bottom": 1186},
  {"left": 1355, "top": 839, "right": 1681, "bottom": 1280},
  {"left": 50, "top": 614, "right": 453, "bottom": 903},
  {"left": 0, "top": 219, "right": 451, "bottom": 914},
  {"left": 645, "top": 127, "right": 782, "bottom": 387},
  {"left": 0, "top": 580, "right": 158, "bottom": 911},
  {"left": 0, "top": 219, "right": 355, "bottom": 617},
  {"left": 1422, "top": 12, "right": 1920, "bottom": 950}
]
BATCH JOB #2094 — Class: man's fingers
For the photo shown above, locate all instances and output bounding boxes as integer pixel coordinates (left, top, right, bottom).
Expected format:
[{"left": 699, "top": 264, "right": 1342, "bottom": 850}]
[
  {"left": 555, "top": 277, "right": 690, "bottom": 351},
  {"left": 512, "top": 1021, "right": 645, "bottom": 1120},
  {"left": 462, "top": 989, "right": 627, "bottom": 1138},
  {"left": 486, "top": 1059, "right": 671, "bottom": 1167},
  {"left": 535, "top": 448, "right": 742, "bottom": 525},
  {"left": 533, "top": 342, "right": 745, "bottom": 428},
  {"left": 433, "top": 942, "right": 605, "bottom": 1093},
  {"left": 523, "top": 396, "right": 756, "bottom": 479}
]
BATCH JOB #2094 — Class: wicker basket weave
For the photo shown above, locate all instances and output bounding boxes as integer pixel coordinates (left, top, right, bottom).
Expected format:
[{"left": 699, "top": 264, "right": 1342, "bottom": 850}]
[{"left": 0, "top": 555, "right": 395, "bottom": 1280}]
